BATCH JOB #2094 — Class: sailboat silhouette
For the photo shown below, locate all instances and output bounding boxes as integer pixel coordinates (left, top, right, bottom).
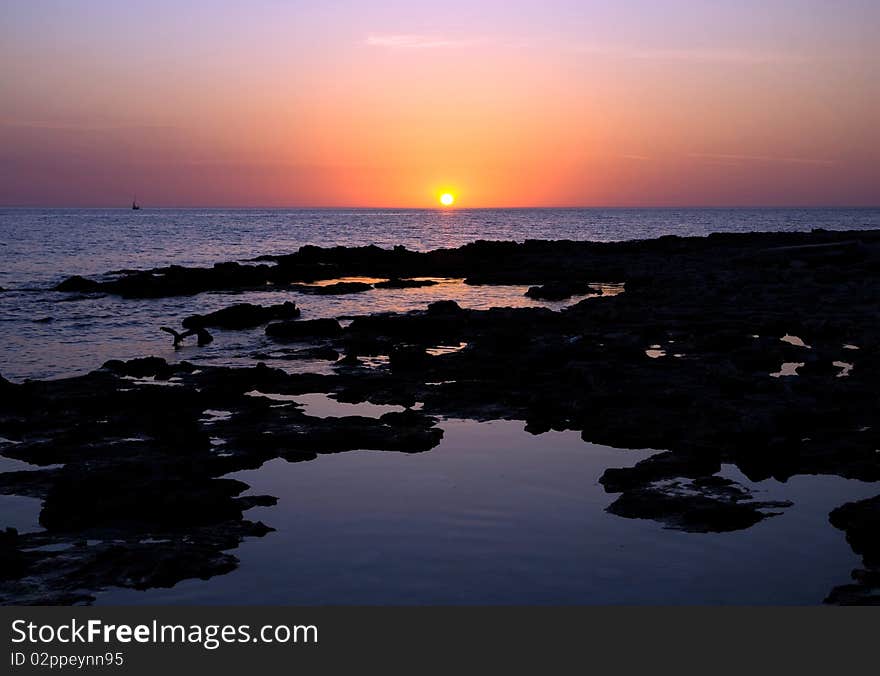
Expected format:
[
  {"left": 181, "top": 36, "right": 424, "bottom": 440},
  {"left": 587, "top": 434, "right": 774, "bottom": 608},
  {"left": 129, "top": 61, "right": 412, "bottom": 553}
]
[{"left": 132, "top": 195, "right": 141, "bottom": 210}]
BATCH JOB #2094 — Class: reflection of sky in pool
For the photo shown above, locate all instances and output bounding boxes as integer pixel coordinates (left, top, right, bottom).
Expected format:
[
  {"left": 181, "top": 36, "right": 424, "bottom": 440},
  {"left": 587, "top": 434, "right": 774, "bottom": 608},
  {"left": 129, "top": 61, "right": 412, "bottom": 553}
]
[{"left": 100, "top": 415, "right": 875, "bottom": 605}]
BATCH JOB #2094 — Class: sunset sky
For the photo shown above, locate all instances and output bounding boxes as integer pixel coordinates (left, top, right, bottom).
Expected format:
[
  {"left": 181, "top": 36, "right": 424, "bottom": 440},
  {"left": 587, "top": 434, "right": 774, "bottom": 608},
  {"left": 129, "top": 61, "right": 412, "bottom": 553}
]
[{"left": 1, "top": 1, "right": 878, "bottom": 207}]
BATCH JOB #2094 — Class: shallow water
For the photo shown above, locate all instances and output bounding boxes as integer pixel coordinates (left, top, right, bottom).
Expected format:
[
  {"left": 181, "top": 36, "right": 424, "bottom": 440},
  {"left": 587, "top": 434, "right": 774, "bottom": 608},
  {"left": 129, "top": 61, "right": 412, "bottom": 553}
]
[{"left": 101, "top": 416, "right": 874, "bottom": 605}]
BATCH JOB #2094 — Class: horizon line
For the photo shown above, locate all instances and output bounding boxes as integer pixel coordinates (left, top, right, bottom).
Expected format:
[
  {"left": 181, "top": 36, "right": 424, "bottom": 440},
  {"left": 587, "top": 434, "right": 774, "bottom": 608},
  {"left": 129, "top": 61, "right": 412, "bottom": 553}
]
[{"left": 2, "top": 204, "right": 879, "bottom": 210}]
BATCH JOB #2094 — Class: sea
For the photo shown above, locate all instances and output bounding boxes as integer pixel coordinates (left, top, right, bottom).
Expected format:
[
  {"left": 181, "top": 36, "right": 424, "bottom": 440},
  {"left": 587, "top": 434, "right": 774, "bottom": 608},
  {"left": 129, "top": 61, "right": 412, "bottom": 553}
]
[{"left": 1, "top": 207, "right": 879, "bottom": 604}]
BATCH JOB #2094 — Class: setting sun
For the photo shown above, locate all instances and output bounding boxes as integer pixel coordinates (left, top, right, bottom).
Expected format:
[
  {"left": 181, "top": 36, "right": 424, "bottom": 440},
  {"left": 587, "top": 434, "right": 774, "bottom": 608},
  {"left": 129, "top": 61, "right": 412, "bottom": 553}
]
[{"left": 440, "top": 193, "right": 455, "bottom": 207}]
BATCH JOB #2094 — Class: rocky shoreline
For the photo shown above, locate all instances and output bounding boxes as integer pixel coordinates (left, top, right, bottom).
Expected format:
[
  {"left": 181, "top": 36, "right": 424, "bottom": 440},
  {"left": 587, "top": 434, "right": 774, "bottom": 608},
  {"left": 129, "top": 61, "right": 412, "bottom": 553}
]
[{"left": 3, "top": 229, "right": 880, "bottom": 604}]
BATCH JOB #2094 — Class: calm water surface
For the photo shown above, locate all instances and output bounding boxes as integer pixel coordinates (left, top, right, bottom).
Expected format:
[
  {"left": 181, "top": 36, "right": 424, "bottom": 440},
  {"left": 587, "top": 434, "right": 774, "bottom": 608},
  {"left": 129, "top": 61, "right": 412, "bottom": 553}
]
[{"left": 102, "top": 417, "right": 875, "bottom": 605}]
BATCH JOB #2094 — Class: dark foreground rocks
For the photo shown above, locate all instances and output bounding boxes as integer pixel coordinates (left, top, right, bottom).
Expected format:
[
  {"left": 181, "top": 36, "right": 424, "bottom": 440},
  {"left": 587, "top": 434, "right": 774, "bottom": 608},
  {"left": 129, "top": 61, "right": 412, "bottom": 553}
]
[
  {"left": 19, "top": 229, "right": 880, "bottom": 603},
  {"left": 0, "top": 358, "right": 442, "bottom": 604},
  {"left": 825, "top": 496, "right": 880, "bottom": 604}
]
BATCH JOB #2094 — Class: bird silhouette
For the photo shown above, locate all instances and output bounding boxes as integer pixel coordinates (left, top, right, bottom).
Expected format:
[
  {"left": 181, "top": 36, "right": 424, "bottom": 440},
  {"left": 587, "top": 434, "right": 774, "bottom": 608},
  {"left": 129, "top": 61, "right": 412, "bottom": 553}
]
[{"left": 160, "top": 326, "right": 214, "bottom": 347}]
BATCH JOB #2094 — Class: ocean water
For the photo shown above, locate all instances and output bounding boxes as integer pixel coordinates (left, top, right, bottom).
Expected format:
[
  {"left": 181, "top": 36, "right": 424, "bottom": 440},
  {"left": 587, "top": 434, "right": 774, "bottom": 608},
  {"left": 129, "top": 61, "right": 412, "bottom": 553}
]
[
  {"left": 2, "top": 207, "right": 878, "bottom": 381},
  {"left": 2, "top": 207, "right": 878, "bottom": 604}
]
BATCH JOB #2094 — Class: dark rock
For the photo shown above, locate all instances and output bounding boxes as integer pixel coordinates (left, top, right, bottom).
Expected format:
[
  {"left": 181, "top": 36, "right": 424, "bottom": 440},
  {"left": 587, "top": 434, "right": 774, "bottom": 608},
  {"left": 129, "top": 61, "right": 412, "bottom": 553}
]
[
  {"left": 265, "top": 318, "right": 343, "bottom": 340},
  {"left": 55, "top": 275, "right": 100, "bottom": 293},
  {"left": 525, "top": 281, "right": 596, "bottom": 301},
  {"left": 374, "top": 278, "right": 438, "bottom": 289},
  {"left": 606, "top": 478, "right": 791, "bottom": 532},
  {"left": 600, "top": 452, "right": 722, "bottom": 492},
  {"left": 182, "top": 302, "right": 300, "bottom": 330},
  {"left": 830, "top": 495, "right": 880, "bottom": 566},
  {"left": 291, "top": 282, "right": 373, "bottom": 295},
  {"left": 427, "top": 300, "right": 463, "bottom": 315},
  {"left": 389, "top": 346, "right": 430, "bottom": 373},
  {"left": 102, "top": 356, "right": 176, "bottom": 379},
  {"left": 380, "top": 409, "right": 438, "bottom": 428}
]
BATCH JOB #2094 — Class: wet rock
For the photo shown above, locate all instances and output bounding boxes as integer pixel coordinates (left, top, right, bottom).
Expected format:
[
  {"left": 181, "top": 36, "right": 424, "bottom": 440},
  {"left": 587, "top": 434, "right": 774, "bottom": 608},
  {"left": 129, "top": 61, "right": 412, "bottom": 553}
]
[
  {"left": 265, "top": 318, "right": 343, "bottom": 340},
  {"left": 389, "top": 346, "right": 430, "bottom": 373},
  {"left": 0, "top": 519, "right": 274, "bottom": 604},
  {"left": 427, "top": 300, "right": 463, "bottom": 315},
  {"left": 55, "top": 275, "right": 101, "bottom": 293},
  {"left": 102, "top": 356, "right": 178, "bottom": 379},
  {"left": 379, "top": 409, "right": 437, "bottom": 428},
  {"left": 606, "top": 477, "right": 792, "bottom": 532},
  {"left": 375, "top": 278, "right": 438, "bottom": 289},
  {"left": 525, "top": 281, "right": 597, "bottom": 301},
  {"left": 336, "top": 353, "right": 363, "bottom": 366},
  {"left": 830, "top": 495, "right": 880, "bottom": 566},
  {"left": 348, "top": 308, "right": 468, "bottom": 345},
  {"left": 291, "top": 282, "right": 373, "bottom": 295},
  {"left": 39, "top": 469, "right": 256, "bottom": 532},
  {"left": 0, "top": 373, "right": 15, "bottom": 394},
  {"left": 182, "top": 302, "right": 300, "bottom": 330},
  {"left": 600, "top": 452, "right": 722, "bottom": 492},
  {"left": 296, "top": 416, "right": 443, "bottom": 453},
  {"left": 825, "top": 494, "right": 880, "bottom": 604}
]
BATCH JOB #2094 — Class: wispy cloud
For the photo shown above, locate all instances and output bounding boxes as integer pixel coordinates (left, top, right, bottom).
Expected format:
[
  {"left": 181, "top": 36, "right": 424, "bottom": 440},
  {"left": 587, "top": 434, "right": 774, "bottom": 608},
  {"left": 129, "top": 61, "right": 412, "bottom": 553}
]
[
  {"left": 573, "top": 44, "right": 804, "bottom": 65},
  {"left": 689, "top": 153, "right": 837, "bottom": 166},
  {"left": 0, "top": 118, "right": 175, "bottom": 132},
  {"left": 365, "top": 34, "right": 479, "bottom": 49}
]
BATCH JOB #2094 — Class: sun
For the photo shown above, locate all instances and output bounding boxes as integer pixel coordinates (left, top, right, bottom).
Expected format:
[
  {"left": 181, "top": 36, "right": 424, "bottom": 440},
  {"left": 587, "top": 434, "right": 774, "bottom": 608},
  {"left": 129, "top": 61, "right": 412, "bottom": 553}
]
[{"left": 439, "top": 193, "right": 455, "bottom": 206}]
